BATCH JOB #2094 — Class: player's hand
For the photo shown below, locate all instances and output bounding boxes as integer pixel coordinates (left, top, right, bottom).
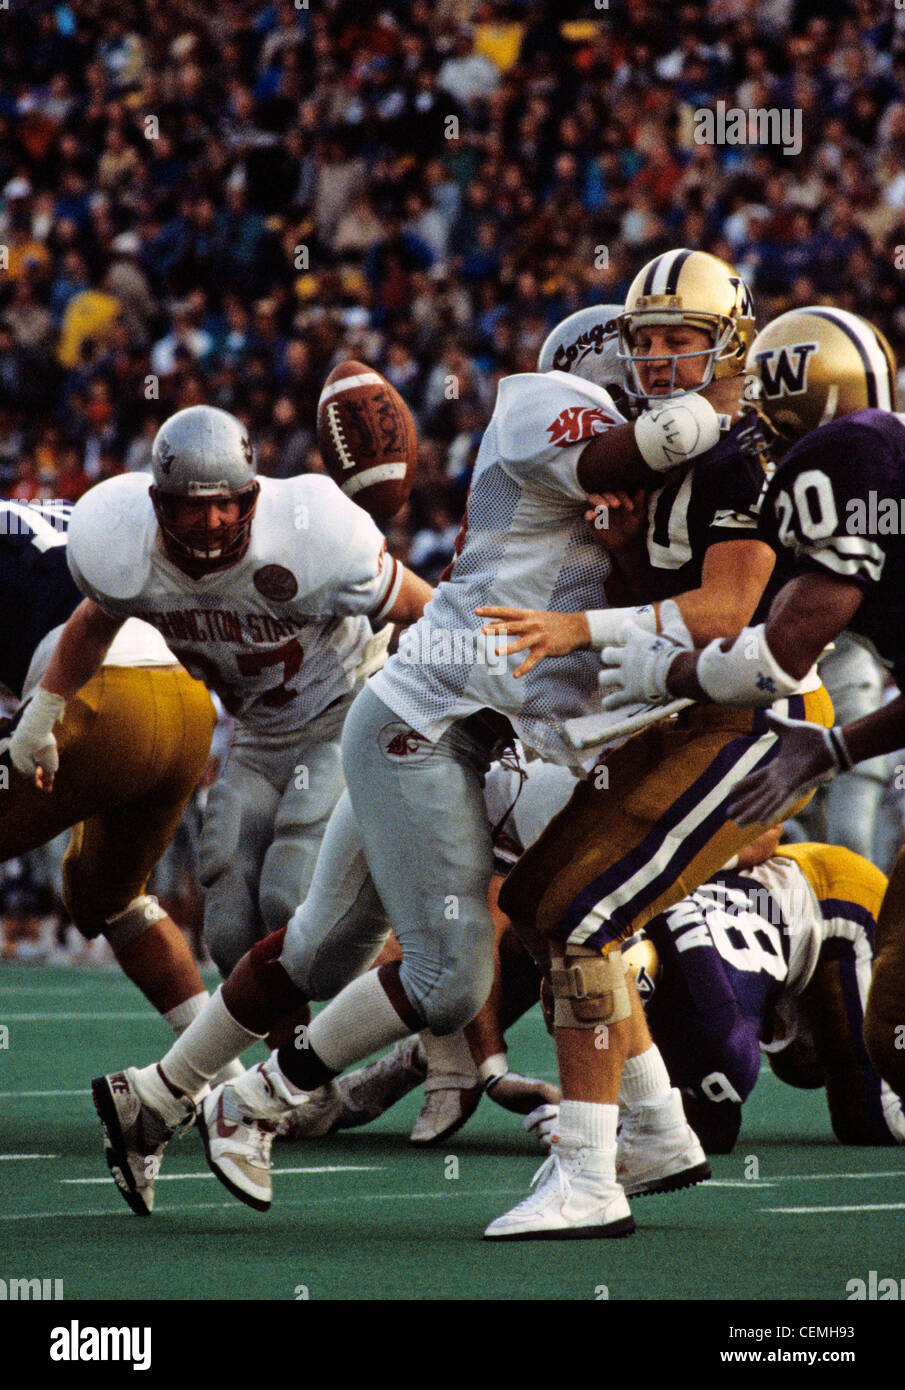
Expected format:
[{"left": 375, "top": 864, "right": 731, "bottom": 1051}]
[
  {"left": 599, "top": 625, "right": 681, "bottom": 708},
  {"left": 8, "top": 687, "right": 66, "bottom": 792},
  {"left": 584, "top": 490, "right": 647, "bottom": 553},
  {"left": 524, "top": 1103, "right": 559, "bottom": 1151},
  {"left": 727, "top": 713, "right": 848, "bottom": 827},
  {"left": 476, "top": 607, "right": 590, "bottom": 678},
  {"left": 484, "top": 1070, "right": 561, "bottom": 1116}
]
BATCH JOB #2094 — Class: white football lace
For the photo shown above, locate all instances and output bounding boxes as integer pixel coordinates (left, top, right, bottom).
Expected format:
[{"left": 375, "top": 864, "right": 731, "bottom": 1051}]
[{"left": 506, "top": 1150, "right": 572, "bottom": 1216}]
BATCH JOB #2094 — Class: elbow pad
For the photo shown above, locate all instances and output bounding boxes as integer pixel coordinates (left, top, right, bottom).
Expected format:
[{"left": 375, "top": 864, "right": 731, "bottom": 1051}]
[
  {"left": 633, "top": 392, "right": 722, "bottom": 472},
  {"left": 696, "top": 625, "right": 801, "bottom": 708}
]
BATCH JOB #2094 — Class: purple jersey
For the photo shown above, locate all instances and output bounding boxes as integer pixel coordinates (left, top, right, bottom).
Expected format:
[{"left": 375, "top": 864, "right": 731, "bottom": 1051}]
[{"left": 759, "top": 410, "right": 905, "bottom": 686}]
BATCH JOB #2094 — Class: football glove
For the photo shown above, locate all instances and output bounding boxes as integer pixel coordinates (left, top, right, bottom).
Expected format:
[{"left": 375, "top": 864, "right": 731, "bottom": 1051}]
[
  {"left": 599, "top": 625, "right": 681, "bottom": 708},
  {"left": 727, "top": 712, "right": 852, "bottom": 827}
]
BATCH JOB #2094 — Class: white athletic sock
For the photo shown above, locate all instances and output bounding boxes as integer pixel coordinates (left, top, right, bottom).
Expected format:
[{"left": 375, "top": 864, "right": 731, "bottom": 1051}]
[
  {"left": 556, "top": 1100, "right": 620, "bottom": 1167},
  {"left": 163, "top": 991, "right": 208, "bottom": 1037},
  {"left": 146, "top": 986, "right": 263, "bottom": 1101},
  {"left": 210, "top": 1058, "right": 246, "bottom": 1086},
  {"left": 618, "top": 1045, "right": 672, "bottom": 1108},
  {"left": 307, "top": 971, "right": 411, "bottom": 1073},
  {"left": 477, "top": 1051, "right": 508, "bottom": 1085}
]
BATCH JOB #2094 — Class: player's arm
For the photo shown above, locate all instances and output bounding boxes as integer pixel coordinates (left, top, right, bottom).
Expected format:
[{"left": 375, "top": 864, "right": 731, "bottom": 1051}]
[
  {"left": 576, "top": 376, "right": 738, "bottom": 494},
  {"left": 377, "top": 564, "right": 433, "bottom": 625},
  {"left": 9, "top": 598, "right": 125, "bottom": 791},
  {"left": 663, "top": 569, "right": 863, "bottom": 702},
  {"left": 477, "top": 537, "right": 774, "bottom": 679}
]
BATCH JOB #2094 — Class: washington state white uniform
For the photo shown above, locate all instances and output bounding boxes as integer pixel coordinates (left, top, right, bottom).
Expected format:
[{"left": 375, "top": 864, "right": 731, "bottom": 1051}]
[
  {"left": 66, "top": 472, "right": 398, "bottom": 972},
  {"left": 281, "top": 371, "right": 625, "bottom": 1031}
]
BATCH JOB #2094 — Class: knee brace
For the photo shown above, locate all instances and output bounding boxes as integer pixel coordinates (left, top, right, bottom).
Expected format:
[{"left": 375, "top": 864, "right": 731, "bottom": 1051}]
[
  {"left": 103, "top": 895, "right": 168, "bottom": 951},
  {"left": 549, "top": 946, "right": 631, "bottom": 1029}
]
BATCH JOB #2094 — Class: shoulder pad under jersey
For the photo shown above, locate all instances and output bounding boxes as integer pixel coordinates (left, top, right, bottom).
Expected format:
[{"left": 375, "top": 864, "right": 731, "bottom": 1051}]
[
  {"left": 495, "top": 371, "right": 625, "bottom": 463},
  {"left": 249, "top": 474, "right": 382, "bottom": 574},
  {"left": 68, "top": 473, "right": 157, "bottom": 602}
]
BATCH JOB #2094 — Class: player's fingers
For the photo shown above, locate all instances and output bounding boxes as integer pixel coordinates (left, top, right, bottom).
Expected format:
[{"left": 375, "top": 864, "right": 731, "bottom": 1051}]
[
  {"left": 494, "top": 636, "right": 535, "bottom": 658},
  {"left": 481, "top": 619, "right": 530, "bottom": 635},
  {"left": 475, "top": 606, "right": 527, "bottom": 619},
  {"left": 601, "top": 688, "right": 630, "bottom": 710},
  {"left": 512, "top": 652, "right": 542, "bottom": 679}
]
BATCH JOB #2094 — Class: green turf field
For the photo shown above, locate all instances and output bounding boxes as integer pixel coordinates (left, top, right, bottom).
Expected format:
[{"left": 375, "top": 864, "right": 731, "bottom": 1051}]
[{"left": 1, "top": 961, "right": 902, "bottom": 1302}]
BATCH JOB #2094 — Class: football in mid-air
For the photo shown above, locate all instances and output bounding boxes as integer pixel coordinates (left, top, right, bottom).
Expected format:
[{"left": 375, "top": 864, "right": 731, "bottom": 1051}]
[{"left": 317, "top": 360, "right": 418, "bottom": 519}]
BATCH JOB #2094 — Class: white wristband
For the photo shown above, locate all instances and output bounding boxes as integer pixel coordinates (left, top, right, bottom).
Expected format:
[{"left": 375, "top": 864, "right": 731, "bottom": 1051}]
[
  {"left": 696, "top": 625, "right": 800, "bottom": 708},
  {"left": 657, "top": 598, "right": 693, "bottom": 648},
  {"left": 585, "top": 605, "right": 656, "bottom": 650},
  {"left": 634, "top": 392, "right": 722, "bottom": 472}
]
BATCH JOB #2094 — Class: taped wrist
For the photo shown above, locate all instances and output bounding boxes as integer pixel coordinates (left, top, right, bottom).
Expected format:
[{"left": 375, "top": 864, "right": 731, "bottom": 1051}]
[
  {"left": 586, "top": 605, "right": 656, "bottom": 651},
  {"left": 634, "top": 393, "right": 721, "bottom": 472},
  {"left": 550, "top": 947, "right": 631, "bottom": 1029},
  {"left": 30, "top": 685, "right": 67, "bottom": 725},
  {"left": 696, "top": 625, "right": 801, "bottom": 708}
]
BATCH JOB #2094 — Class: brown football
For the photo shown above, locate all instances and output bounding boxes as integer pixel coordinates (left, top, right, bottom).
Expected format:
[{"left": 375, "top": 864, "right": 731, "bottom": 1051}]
[{"left": 316, "top": 360, "right": 418, "bottom": 520}]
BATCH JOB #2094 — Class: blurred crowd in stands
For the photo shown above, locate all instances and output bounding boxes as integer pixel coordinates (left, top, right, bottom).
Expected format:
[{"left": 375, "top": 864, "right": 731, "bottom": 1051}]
[{"left": 4, "top": 0, "right": 905, "bottom": 952}]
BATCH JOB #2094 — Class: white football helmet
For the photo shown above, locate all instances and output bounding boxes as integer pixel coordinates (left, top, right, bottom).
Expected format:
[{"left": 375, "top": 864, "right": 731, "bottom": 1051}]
[
  {"left": 150, "top": 405, "right": 259, "bottom": 575},
  {"left": 538, "top": 305, "right": 625, "bottom": 396}
]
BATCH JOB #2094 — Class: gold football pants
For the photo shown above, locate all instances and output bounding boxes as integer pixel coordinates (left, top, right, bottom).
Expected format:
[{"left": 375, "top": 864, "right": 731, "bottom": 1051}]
[
  {"left": 865, "top": 843, "right": 905, "bottom": 1102},
  {"left": 500, "top": 686, "right": 834, "bottom": 953},
  {"left": 1, "top": 666, "right": 215, "bottom": 937}
]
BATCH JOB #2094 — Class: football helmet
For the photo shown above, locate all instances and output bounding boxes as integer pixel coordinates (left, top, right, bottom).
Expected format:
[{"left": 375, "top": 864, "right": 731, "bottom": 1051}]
[
  {"left": 149, "top": 406, "right": 259, "bottom": 576},
  {"left": 618, "top": 249, "right": 756, "bottom": 399},
  {"left": 743, "top": 306, "right": 898, "bottom": 448},
  {"left": 538, "top": 304, "right": 625, "bottom": 395}
]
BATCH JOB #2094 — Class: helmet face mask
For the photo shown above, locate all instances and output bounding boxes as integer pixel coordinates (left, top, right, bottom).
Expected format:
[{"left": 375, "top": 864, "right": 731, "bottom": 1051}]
[
  {"left": 617, "top": 249, "right": 756, "bottom": 401},
  {"left": 149, "top": 405, "right": 260, "bottom": 577},
  {"left": 150, "top": 482, "right": 259, "bottom": 576}
]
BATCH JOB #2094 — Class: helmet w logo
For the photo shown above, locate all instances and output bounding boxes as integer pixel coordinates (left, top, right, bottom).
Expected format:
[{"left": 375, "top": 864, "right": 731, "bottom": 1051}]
[{"left": 754, "top": 342, "right": 818, "bottom": 399}]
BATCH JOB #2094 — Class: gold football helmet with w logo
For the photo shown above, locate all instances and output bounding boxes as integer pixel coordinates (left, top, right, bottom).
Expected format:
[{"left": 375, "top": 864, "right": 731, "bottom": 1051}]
[
  {"left": 618, "top": 248, "right": 756, "bottom": 398},
  {"left": 744, "top": 306, "right": 898, "bottom": 446}
]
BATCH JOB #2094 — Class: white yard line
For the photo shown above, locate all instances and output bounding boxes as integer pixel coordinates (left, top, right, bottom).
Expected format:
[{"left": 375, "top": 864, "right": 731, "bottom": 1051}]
[
  {"left": 764, "top": 1202, "right": 905, "bottom": 1215},
  {"left": 0, "top": 1187, "right": 528, "bottom": 1222},
  {"left": 61, "top": 1165, "right": 384, "bottom": 1185},
  {"left": 0, "top": 1153, "right": 58, "bottom": 1160},
  {"left": 0, "top": 1089, "right": 89, "bottom": 1098},
  {"left": 0, "top": 1011, "right": 156, "bottom": 1021}
]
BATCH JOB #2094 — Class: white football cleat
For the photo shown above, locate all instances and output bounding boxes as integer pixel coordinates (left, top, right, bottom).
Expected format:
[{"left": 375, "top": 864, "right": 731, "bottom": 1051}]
[
  {"left": 197, "top": 1058, "right": 301, "bottom": 1211},
  {"left": 277, "top": 1037, "right": 428, "bottom": 1140},
  {"left": 91, "top": 1068, "right": 193, "bottom": 1217},
  {"left": 484, "top": 1136, "right": 635, "bottom": 1241},
  {"left": 617, "top": 1088, "right": 710, "bottom": 1197}
]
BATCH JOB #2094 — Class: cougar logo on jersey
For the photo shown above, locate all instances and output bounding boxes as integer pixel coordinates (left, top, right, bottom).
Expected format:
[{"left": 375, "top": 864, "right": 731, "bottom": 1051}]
[
  {"left": 378, "top": 722, "right": 431, "bottom": 761},
  {"left": 546, "top": 405, "right": 615, "bottom": 447},
  {"left": 252, "top": 564, "right": 298, "bottom": 602},
  {"left": 753, "top": 343, "right": 818, "bottom": 400}
]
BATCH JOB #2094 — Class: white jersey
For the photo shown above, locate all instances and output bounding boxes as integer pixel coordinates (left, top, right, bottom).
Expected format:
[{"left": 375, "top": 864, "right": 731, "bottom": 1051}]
[
  {"left": 370, "top": 371, "right": 623, "bottom": 764},
  {"left": 23, "top": 617, "right": 176, "bottom": 700},
  {"left": 67, "top": 473, "right": 401, "bottom": 735}
]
